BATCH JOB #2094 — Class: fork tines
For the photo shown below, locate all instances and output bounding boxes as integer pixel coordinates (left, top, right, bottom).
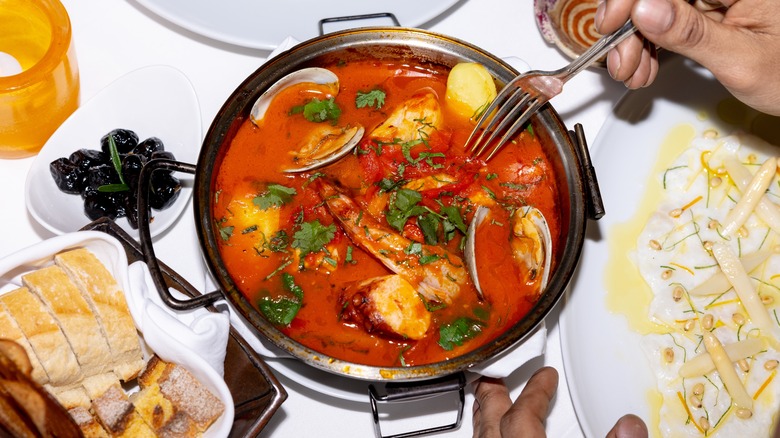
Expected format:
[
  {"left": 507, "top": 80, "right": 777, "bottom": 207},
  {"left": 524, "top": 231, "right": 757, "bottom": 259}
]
[{"left": 465, "top": 86, "right": 540, "bottom": 161}]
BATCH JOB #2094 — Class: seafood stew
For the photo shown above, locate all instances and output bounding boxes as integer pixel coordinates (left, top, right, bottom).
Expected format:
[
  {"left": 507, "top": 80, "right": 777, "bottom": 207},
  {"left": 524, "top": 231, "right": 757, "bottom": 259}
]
[{"left": 210, "top": 58, "right": 563, "bottom": 367}]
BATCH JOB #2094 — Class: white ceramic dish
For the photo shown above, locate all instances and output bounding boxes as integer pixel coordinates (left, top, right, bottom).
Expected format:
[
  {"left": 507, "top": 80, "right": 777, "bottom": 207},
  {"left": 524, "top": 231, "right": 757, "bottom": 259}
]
[
  {"left": 133, "top": 0, "right": 461, "bottom": 50},
  {"left": 560, "top": 56, "right": 780, "bottom": 436},
  {"left": 0, "top": 231, "right": 233, "bottom": 436},
  {"left": 25, "top": 65, "right": 200, "bottom": 240}
]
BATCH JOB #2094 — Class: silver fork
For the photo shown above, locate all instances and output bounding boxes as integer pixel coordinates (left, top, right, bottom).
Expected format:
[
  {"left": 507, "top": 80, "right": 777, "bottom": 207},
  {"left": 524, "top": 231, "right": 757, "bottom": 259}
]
[{"left": 466, "top": 20, "right": 638, "bottom": 161}]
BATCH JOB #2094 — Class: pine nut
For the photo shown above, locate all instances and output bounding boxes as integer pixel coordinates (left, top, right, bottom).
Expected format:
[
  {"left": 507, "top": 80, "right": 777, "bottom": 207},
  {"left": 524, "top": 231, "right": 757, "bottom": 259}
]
[
  {"left": 762, "top": 295, "right": 774, "bottom": 305},
  {"left": 669, "top": 208, "right": 683, "bottom": 218},
  {"left": 765, "top": 360, "right": 779, "bottom": 371},
  {"left": 733, "top": 312, "right": 746, "bottom": 326},
  {"left": 738, "top": 226, "right": 749, "bottom": 238},
  {"left": 663, "top": 347, "right": 674, "bottom": 363},
  {"left": 699, "top": 417, "right": 710, "bottom": 432},
  {"left": 689, "top": 394, "right": 703, "bottom": 409},
  {"left": 736, "top": 408, "right": 753, "bottom": 419},
  {"left": 649, "top": 239, "right": 662, "bottom": 250},
  {"left": 684, "top": 319, "right": 695, "bottom": 332},
  {"left": 747, "top": 153, "right": 758, "bottom": 164},
  {"left": 708, "top": 219, "right": 720, "bottom": 230},
  {"left": 672, "top": 286, "right": 684, "bottom": 302},
  {"left": 693, "top": 383, "right": 705, "bottom": 396},
  {"left": 702, "top": 314, "right": 714, "bottom": 330},
  {"left": 703, "top": 130, "right": 718, "bottom": 139},
  {"left": 661, "top": 269, "right": 673, "bottom": 280},
  {"left": 709, "top": 176, "right": 722, "bottom": 187},
  {"left": 738, "top": 358, "right": 750, "bottom": 372},
  {"left": 703, "top": 241, "right": 713, "bottom": 251}
]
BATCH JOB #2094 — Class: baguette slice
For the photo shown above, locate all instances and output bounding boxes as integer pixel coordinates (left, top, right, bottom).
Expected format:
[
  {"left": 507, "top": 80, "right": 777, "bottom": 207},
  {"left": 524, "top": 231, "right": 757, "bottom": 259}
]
[
  {"left": 0, "top": 310, "right": 47, "bottom": 384},
  {"left": 91, "top": 384, "right": 155, "bottom": 437},
  {"left": 54, "top": 248, "right": 144, "bottom": 381},
  {"left": 0, "top": 288, "right": 82, "bottom": 386},
  {"left": 157, "top": 361, "right": 224, "bottom": 432},
  {"left": 23, "top": 265, "right": 113, "bottom": 377},
  {"left": 69, "top": 406, "right": 109, "bottom": 438}
]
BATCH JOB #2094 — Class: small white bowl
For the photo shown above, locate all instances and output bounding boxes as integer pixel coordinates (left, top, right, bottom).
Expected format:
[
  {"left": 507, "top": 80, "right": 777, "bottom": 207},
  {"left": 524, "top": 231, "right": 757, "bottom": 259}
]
[
  {"left": 534, "top": 0, "right": 606, "bottom": 64},
  {"left": 25, "top": 65, "right": 201, "bottom": 240}
]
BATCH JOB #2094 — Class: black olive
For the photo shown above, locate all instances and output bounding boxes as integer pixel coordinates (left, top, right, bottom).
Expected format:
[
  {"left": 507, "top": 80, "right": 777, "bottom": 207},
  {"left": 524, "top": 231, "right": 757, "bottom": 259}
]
[
  {"left": 69, "top": 148, "right": 109, "bottom": 170},
  {"left": 149, "top": 173, "right": 181, "bottom": 210},
  {"left": 83, "top": 192, "right": 127, "bottom": 221},
  {"left": 122, "top": 154, "right": 146, "bottom": 188},
  {"left": 82, "top": 164, "right": 123, "bottom": 198},
  {"left": 49, "top": 158, "right": 85, "bottom": 194},
  {"left": 100, "top": 128, "right": 138, "bottom": 154},
  {"left": 133, "top": 137, "right": 165, "bottom": 159},
  {"left": 149, "top": 151, "right": 177, "bottom": 176}
]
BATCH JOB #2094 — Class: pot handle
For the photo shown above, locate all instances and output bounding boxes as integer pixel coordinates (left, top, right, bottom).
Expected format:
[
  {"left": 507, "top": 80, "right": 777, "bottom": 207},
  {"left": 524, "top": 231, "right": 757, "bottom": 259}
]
[
  {"left": 368, "top": 372, "right": 466, "bottom": 438},
  {"left": 137, "top": 158, "right": 223, "bottom": 311},
  {"left": 569, "top": 123, "right": 605, "bottom": 220},
  {"left": 318, "top": 13, "right": 400, "bottom": 35}
]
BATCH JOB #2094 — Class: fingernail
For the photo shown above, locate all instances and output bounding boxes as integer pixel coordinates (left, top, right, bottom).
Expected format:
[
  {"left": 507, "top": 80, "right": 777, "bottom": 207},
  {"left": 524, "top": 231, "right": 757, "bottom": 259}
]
[
  {"left": 606, "top": 51, "right": 621, "bottom": 80},
  {"left": 635, "top": 0, "right": 675, "bottom": 34},
  {"left": 594, "top": 0, "right": 606, "bottom": 33}
]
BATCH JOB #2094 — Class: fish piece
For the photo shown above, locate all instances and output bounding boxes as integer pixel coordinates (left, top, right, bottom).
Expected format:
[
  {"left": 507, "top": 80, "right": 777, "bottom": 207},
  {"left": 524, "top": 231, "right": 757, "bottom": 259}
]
[
  {"left": 369, "top": 92, "right": 442, "bottom": 143},
  {"left": 341, "top": 275, "right": 431, "bottom": 340}
]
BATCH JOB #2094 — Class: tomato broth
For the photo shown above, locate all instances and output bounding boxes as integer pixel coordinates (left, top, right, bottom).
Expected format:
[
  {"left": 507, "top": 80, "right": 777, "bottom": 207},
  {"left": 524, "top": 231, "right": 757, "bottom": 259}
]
[{"left": 212, "top": 60, "right": 561, "bottom": 367}]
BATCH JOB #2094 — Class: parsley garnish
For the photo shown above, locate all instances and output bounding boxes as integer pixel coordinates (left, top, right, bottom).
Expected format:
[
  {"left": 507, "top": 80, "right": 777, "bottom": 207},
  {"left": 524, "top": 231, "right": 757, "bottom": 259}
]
[
  {"left": 218, "top": 224, "right": 234, "bottom": 241},
  {"left": 258, "top": 273, "right": 304, "bottom": 326},
  {"left": 254, "top": 184, "right": 297, "bottom": 210},
  {"left": 292, "top": 220, "right": 336, "bottom": 257},
  {"left": 438, "top": 317, "right": 485, "bottom": 350},
  {"left": 291, "top": 98, "right": 342, "bottom": 124},
  {"left": 356, "top": 89, "right": 386, "bottom": 109}
]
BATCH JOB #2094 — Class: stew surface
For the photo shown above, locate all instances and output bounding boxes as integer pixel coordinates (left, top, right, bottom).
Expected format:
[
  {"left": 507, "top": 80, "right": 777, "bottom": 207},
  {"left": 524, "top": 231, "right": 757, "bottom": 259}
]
[{"left": 212, "top": 59, "right": 561, "bottom": 366}]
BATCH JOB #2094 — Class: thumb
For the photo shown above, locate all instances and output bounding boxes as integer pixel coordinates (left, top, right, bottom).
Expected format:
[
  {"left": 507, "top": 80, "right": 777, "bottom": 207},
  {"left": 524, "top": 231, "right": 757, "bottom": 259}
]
[{"left": 631, "top": 0, "right": 732, "bottom": 68}]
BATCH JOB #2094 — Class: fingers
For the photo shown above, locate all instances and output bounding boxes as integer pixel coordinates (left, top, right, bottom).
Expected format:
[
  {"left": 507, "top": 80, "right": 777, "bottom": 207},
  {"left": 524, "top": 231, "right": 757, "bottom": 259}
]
[
  {"left": 605, "top": 34, "right": 658, "bottom": 88},
  {"left": 500, "top": 367, "right": 559, "bottom": 437},
  {"left": 472, "top": 367, "right": 559, "bottom": 438},
  {"left": 473, "top": 377, "right": 512, "bottom": 438},
  {"left": 606, "top": 414, "right": 649, "bottom": 438}
]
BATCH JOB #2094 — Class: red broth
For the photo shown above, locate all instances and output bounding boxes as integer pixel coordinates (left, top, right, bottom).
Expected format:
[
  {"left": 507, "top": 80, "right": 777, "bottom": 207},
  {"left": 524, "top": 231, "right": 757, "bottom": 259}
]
[{"left": 212, "top": 60, "right": 561, "bottom": 366}]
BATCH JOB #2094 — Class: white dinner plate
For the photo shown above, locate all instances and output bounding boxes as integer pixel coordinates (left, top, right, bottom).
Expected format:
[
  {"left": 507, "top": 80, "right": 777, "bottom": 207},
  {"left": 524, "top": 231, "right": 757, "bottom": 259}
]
[
  {"left": 25, "top": 65, "right": 201, "bottom": 240},
  {"left": 133, "top": 0, "right": 461, "bottom": 50},
  {"left": 560, "top": 55, "right": 780, "bottom": 436}
]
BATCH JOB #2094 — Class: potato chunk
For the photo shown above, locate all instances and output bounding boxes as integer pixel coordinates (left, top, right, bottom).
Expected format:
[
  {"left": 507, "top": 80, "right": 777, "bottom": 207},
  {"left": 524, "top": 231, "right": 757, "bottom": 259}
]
[{"left": 445, "top": 63, "right": 497, "bottom": 120}]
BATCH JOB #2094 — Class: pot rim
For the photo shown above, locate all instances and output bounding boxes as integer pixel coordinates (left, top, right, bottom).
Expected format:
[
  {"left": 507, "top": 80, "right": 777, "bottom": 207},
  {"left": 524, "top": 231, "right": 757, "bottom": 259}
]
[{"left": 195, "top": 26, "right": 587, "bottom": 381}]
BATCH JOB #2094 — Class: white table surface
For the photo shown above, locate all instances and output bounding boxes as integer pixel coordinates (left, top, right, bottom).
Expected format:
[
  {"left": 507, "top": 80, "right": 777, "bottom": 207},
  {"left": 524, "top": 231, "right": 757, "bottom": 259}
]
[{"left": 0, "top": 0, "right": 631, "bottom": 436}]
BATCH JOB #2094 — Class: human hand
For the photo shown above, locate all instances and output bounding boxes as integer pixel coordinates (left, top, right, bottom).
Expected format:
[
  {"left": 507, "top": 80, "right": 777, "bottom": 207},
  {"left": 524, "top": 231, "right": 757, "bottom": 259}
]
[
  {"left": 595, "top": 0, "right": 780, "bottom": 116},
  {"left": 472, "top": 366, "right": 648, "bottom": 437}
]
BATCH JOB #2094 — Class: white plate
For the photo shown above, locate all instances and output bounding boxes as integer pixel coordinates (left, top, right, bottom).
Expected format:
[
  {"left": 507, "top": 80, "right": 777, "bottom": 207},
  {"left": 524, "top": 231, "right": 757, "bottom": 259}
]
[
  {"left": 560, "top": 56, "right": 780, "bottom": 436},
  {"left": 133, "top": 0, "right": 461, "bottom": 50},
  {"left": 25, "top": 65, "right": 200, "bottom": 240}
]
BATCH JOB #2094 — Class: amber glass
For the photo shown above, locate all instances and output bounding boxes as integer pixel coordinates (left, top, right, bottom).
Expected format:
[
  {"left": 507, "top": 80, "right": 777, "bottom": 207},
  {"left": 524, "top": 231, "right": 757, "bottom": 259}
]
[{"left": 0, "top": 0, "right": 79, "bottom": 158}]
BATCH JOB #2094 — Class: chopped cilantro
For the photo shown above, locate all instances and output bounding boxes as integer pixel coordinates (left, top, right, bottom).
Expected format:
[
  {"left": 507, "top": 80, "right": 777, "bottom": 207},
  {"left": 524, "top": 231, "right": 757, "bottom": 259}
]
[
  {"left": 282, "top": 272, "right": 304, "bottom": 299},
  {"left": 292, "top": 97, "right": 341, "bottom": 124},
  {"left": 267, "top": 230, "right": 289, "bottom": 252},
  {"left": 241, "top": 225, "right": 258, "bottom": 234},
  {"left": 418, "top": 213, "right": 440, "bottom": 245},
  {"left": 486, "top": 173, "right": 498, "bottom": 180},
  {"left": 500, "top": 182, "right": 528, "bottom": 191},
  {"left": 419, "top": 254, "right": 441, "bottom": 265},
  {"left": 292, "top": 220, "right": 336, "bottom": 257},
  {"left": 355, "top": 89, "right": 386, "bottom": 109},
  {"left": 438, "top": 317, "right": 485, "bottom": 350},
  {"left": 258, "top": 296, "right": 300, "bottom": 326},
  {"left": 218, "top": 224, "right": 234, "bottom": 241},
  {"left": 254, "top": 184, "right": 297, "bottom": 210}
]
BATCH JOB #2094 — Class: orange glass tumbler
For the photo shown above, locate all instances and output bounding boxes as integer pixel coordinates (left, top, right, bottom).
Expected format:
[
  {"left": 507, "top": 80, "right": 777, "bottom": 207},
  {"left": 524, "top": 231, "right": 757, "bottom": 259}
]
[{"left": 0, "top": 0, "right": 79, "bottom": 159}]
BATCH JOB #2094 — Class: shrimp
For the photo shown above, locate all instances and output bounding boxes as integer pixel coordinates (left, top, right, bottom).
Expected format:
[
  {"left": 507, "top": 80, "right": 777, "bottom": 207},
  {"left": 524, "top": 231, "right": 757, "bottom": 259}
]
[{"left": 318, "top": 180, "right": 467, "bottom": 304}]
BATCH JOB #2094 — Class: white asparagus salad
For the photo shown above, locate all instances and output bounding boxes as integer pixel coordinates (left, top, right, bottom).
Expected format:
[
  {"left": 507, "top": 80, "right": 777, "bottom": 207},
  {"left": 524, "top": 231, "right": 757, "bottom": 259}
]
[{"left": 633, "top": 130, "right": 780, "bottom": 437}]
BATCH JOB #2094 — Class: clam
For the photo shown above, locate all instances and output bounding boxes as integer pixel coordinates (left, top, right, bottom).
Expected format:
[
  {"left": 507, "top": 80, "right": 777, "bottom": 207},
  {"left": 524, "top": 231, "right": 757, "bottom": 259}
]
[
  {"left": 249, "top": 67, "right": 339, "bottom": 125},
  {"left": 465, "top": 205, "right": 553, "bottom": 300},
  {"left": 249, "top": 67, "right": 364, "bottom": 173},
  {"left": 285, "top": 124, "right": 364, "bottom": 173}
]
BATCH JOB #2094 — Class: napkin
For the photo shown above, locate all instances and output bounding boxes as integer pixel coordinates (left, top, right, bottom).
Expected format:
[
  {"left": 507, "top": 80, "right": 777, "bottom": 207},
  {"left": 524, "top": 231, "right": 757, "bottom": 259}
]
[{"left": 125, "top": 261, "right": 230, "bottom": 376}]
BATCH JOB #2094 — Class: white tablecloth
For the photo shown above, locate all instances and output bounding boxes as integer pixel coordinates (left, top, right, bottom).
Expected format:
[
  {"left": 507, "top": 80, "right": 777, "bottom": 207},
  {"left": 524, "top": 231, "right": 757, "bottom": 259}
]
[{"left": 0, "top": 0, "right": 630, "bottom": 435}]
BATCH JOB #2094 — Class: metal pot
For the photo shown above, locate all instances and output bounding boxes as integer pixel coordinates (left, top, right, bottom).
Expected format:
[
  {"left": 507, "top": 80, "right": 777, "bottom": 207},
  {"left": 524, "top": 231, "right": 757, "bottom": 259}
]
[{"left": 137, "top": 26, "right": 602, "bottom": 436}]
